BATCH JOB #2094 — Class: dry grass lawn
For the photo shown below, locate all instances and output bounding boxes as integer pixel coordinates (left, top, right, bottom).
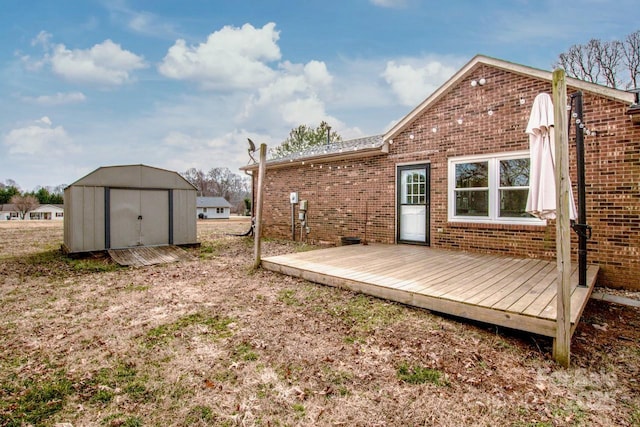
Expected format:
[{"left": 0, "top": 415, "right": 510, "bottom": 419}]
[{"left": 0, "top": 220, "right": 638, "bottom": 426}]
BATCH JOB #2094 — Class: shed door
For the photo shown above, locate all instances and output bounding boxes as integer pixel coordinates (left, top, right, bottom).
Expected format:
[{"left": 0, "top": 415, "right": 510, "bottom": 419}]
[
  {"left": 110, "top": 189, "right": 169, "bottom": 248},
  {"left": 397, "top": 165, "right": 430, "bottom": 245}
]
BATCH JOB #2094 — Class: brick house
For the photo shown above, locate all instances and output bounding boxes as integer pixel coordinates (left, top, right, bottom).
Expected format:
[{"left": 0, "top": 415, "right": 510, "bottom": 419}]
[{"left": 242, "top": 55, "right": 640, "bottom": 290}]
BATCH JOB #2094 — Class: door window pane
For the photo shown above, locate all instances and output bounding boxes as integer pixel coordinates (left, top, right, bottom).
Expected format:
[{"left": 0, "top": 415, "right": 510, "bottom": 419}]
[{"left": 402, "top": 170, "right": 426, "bottom": 205}]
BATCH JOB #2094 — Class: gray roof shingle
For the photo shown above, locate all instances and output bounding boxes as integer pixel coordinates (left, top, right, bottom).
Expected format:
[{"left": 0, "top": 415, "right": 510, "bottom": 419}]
[
  {"left": 267, "top": 134, "right": 384, "bottom": 163},
  {"left": 196, "top": 197, "right": 232, "bottom": 208}
]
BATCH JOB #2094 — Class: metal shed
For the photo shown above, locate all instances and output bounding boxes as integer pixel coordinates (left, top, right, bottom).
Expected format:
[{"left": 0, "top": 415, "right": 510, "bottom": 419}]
[{"left": 63, "top": 164, "right": 198, "bottom": 254}]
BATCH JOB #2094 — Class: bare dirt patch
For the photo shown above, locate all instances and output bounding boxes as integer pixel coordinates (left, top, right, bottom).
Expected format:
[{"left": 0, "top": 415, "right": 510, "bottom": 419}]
[{"left": 1, "top": 220, "right": 638, "bottom": 426}]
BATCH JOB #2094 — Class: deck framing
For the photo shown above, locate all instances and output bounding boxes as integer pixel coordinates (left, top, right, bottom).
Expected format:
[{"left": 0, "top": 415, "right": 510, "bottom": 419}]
[{"left": 262, "top": 244, "right": 598, "bottom": 338}]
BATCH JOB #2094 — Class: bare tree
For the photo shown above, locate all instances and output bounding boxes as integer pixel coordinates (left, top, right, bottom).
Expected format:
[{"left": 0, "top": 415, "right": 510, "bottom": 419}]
[
  {"left": 182, "top": 168, "right": 208, "bottom": 196},
  {"left": 10, "top": 195, "right": 39, "bottom": 219},
  {"left": 622, "top": 30, "right": 640, "bottom": 89},
  {"left": 182, "top": 167, "right": 250, "bottom": 212},
  {"left": 5, "top": 179, "right": 19, "bottom": 189},
  {"left": 555, "top": 30, "right": 640, "bottom": 89},
  {"left": 593, "top": 39, "right": 623, "bottom": 88},
  {"left": 557, "top": 42, "right": 599, "bottom": 83}
]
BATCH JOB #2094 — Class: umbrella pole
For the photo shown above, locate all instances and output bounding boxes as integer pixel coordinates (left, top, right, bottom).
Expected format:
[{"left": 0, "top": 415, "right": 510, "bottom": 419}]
[{"left": 571, "top": 92, "right": 590, "bottom": 287}]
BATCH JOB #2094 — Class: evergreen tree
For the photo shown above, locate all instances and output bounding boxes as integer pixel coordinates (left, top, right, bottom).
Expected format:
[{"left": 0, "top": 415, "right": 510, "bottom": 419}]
[{"left": 270, "top": 121, "right": 342, "bottom": 159}]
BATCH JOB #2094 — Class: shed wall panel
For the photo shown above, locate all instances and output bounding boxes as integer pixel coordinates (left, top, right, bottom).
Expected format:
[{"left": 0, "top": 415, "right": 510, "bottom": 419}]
[
  {"left": 84, "top": 187, "right": 105, "bottom": 251},
  {"left": 173, "top": 189, "right": 197, "bottom": 244},
  {"left": 64, "top": 186, "right": 105, "bottom": 252}
]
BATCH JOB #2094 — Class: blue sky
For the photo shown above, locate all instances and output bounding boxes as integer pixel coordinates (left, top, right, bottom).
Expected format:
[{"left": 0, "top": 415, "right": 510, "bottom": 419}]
[{"left": 0, "top": 0, "right": 637, "bottom": 190}]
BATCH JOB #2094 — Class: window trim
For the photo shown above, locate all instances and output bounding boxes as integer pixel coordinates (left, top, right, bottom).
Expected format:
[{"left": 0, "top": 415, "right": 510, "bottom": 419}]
[{"left": 448, "top": 151, "right": 546, "bottom": 226}]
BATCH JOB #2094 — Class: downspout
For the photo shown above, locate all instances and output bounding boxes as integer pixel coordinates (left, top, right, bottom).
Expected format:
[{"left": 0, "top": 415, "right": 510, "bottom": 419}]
[{"left": 244, "top": 170, "right": 254, "bottom": 217}]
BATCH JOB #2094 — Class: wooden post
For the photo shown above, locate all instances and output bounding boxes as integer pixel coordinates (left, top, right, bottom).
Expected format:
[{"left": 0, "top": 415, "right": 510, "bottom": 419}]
[
  {"left": 253, "top": 143, "right": 267, "bottom": 269},
  {"left": 552, "top": 69, "right": 572, "bottom": 368}
]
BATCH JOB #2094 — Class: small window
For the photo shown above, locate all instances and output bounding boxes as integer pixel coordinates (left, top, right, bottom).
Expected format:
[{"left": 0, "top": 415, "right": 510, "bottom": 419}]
[
  {"left": 203, "top": 207, "right": 207, "bottom": 213},
  {"left": 56, "top": 212, "right": 64, "bottom": 217},
  {"left": 216, "top": 207, "right": 224, "bottom": 214}
]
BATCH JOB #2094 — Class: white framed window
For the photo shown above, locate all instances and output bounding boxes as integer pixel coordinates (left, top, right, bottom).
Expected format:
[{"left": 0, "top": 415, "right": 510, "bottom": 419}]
[
  {"left": 216, "top": 207, "right": 224, "bottom": 214},
  {"left": 448, "top": 151, "right": 545, "bottom": 225}
]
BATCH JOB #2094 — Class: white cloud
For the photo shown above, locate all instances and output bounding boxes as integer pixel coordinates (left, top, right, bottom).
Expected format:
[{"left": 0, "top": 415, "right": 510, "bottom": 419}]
[
  {"left": 38, "top": 116, "right": 52, "bottom": 126},
  {"left": 31, "top": 30, "right": 52, "bottom": 48},
  {"left": 22, "top": 92, "right": 86, "bottom": 106},
  {"left": 104, "top": 1, "right": 180, "bottom": 39},
  {"left": 304, "top": 60, "right": 333, "bottom": 87},
  {"left": 370, "top": 0, "right": 407, "bottom": 8},
  {"left": 382, "top": 59, "right": 457, "bottom": 106},
  {"left": 160, "top": 129, "right": 270, "bottom": 175},
  {"left": 158, "top": 23, "right": 281, "bottom": 90},
  {"left": 50, "top": 39, "right": 147, "bottom": 86},
  {"left": 126, "top": 11, "right": 178, "bottom": 38},
  {"left": 3, "top": 117, "right": 78, "bottom": 156},
  {"left": 239, "top": 59, "right": 338, "bottom": 129}
]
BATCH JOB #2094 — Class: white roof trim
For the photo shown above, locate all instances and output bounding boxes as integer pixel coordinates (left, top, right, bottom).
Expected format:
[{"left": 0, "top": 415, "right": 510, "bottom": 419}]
[{"left": 384, "top": 54, "right": 636, "bottom": 141}]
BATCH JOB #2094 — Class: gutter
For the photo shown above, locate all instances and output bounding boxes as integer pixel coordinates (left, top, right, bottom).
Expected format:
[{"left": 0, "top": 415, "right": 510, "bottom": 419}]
[{"left": 239, "top": 141, "right": 389, "bottom": 172}]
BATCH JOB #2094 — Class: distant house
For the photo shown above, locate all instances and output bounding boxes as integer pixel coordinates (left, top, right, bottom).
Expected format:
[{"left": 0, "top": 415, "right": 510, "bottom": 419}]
[
  {"left": 0, "top": 204, "right": 19, "bottom": 220},
  {"left": 197, "top": 197, "right": 232, "bottom": 219},
  {"left": 0, "top": 203, "right": 64, "bottom": 220},
  {"left": 29, "top": 204, "right": 64, "bottom": 220}
]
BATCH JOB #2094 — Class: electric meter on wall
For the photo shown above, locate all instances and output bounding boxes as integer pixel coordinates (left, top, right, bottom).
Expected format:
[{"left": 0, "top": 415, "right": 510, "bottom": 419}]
[{"left": 289, "top": 192, "right": 298, "bottom": 204}]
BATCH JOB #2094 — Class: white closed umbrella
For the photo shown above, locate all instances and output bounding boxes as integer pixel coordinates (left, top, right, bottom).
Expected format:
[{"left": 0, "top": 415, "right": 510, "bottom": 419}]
[{"left": 526, "top": 92, "right": 577, "bottom": 220}]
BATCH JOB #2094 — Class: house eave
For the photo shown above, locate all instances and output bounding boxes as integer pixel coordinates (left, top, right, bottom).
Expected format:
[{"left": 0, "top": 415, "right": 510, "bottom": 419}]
[{"left": 239, "top": 142, "right": 389, "bottom": 172}]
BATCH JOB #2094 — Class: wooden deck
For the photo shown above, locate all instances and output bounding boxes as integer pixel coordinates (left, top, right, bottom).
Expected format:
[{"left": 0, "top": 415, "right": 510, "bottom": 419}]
[{"left": 262, "top": 244, "right": 598, "bottom": 339}]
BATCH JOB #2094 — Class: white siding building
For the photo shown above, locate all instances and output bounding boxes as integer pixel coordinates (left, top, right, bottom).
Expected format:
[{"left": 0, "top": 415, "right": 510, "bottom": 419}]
[
  {"left": 29, "top": 204, "right": 65, "bottom": 220},
  {"left": 0, "top": 204, "right": 64, "bottom": 220},
  {"left": 197, "top": 197, "right": 232, "bottom": 219}
]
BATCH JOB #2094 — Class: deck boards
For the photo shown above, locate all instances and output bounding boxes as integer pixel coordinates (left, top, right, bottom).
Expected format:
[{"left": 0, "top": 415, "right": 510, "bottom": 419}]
[{"left": 262, "top": 244, "right": 598, "bottom": 338}]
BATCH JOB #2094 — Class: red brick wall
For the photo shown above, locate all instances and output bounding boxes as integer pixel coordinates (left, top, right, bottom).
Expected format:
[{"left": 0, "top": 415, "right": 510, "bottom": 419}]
[
  {"left": 260, "top": 156, "right": 396, "bottom": 245},
  {"left": 256, "top": 64, "right": 640, "bottom": 290}
]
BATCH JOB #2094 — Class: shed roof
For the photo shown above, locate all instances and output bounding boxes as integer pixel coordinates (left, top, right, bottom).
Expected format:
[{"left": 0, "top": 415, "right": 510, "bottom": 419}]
[
  {"left": 197, "top": 197, "right": 232, "bottom": 208},
  {"left": 240, "top": 135, "right": 387, "bottom": 171},
  {"left": 67, "top": 164, "right": 197, "bottom": 190},
  {"left": 385, "top": 54, "right": 637, "bottom": 141}
]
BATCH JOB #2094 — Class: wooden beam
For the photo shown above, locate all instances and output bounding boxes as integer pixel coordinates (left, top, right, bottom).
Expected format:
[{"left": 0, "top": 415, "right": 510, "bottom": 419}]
[
  {"left": 253, "top": 143, "right": 267, "bottom": 269},
  {"left": 552, "top": 69, "right": 572, "bottom": 368}
]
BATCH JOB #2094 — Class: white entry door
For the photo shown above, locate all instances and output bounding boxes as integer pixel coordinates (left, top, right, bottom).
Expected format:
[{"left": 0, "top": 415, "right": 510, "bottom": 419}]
[
  {"left": 110, "top": 189, "right": 169, "bottom": 248},
  {"left": 398, "top": 165, "right": 430, "bottom": 244}
]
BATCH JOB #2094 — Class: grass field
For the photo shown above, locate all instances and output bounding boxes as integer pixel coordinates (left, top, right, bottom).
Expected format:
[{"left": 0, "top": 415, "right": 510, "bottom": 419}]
[{"left": 0, "top": 220, "right": 639, "bottom": 426}]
